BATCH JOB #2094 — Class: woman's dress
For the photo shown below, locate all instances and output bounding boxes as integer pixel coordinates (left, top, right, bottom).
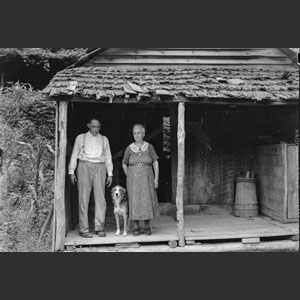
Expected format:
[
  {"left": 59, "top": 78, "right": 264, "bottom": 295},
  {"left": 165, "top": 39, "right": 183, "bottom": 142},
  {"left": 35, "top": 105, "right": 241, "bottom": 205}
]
[{"left": 122, "top": 142, "right": 160, "bottom": 220}]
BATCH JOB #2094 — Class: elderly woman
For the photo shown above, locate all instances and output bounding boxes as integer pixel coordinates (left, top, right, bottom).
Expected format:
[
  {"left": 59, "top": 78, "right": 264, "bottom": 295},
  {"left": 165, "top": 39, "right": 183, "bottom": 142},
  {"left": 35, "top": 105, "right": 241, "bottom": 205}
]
[{"left": 122, "top": 124, "right": 160, "bottom": 236}]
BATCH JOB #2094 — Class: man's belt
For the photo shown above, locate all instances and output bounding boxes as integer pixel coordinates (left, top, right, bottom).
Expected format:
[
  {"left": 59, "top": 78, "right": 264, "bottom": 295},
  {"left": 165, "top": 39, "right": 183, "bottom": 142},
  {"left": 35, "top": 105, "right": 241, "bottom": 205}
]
[{"left": 79, "top": 160, "right": 105, "bottom": 165}]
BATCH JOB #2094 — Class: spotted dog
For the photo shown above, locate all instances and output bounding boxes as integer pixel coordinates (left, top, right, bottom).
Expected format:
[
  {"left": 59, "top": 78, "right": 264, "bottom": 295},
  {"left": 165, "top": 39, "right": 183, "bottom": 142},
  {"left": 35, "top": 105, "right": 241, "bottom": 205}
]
[{"left": 111, "top": 185, "right": 129, "bottom": 236}]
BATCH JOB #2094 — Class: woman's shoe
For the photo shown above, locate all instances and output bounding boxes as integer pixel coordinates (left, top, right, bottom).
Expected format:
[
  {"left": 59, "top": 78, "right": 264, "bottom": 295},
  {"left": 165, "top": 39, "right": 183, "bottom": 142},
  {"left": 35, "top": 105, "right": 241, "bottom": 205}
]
[
  {"left": 144, "top": 228, "right": 152, "bottom": 236},
  {"left": 133, "top": 228, "right": 140, "bottom": 236}
]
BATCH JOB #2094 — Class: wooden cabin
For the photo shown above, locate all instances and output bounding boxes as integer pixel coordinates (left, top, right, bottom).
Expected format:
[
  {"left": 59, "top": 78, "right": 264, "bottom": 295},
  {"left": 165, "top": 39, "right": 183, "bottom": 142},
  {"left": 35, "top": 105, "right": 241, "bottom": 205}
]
[{"left": 43, "top": 48, "right": 299, "bottom": 251}]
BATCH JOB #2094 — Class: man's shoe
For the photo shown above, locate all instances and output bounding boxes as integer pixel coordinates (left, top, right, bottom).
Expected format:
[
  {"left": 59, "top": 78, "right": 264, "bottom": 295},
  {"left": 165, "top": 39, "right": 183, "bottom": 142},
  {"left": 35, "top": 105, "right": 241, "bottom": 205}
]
[{"left": 79, "top": 232, "right": 93, "bottom": 238}]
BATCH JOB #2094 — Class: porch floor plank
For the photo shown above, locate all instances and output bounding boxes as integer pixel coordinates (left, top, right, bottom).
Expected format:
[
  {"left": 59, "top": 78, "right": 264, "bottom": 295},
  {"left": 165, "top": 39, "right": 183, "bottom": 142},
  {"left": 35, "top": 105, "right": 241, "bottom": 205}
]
[
  {"left": 65, "top": 216, "right": 178, "bottom": 247},
  {"left": 185, "top": 215, "right": 299, "bottom": 241},
  {"left": 64, "top": 215, "right": 299, "bottom": 248}
]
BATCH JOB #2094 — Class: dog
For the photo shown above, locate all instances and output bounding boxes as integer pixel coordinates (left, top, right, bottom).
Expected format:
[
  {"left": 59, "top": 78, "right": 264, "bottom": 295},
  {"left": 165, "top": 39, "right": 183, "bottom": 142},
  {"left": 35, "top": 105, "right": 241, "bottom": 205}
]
[{"left": 111, "top": 185, "right": 129, "bottom": 236}]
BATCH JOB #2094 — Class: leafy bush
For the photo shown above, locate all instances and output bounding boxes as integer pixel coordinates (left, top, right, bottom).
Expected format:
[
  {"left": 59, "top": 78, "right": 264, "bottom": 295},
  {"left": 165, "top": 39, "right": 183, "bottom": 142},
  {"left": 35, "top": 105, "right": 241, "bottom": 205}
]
[{"left": 0, "top": 82, "right": 55, "bottom": 141}]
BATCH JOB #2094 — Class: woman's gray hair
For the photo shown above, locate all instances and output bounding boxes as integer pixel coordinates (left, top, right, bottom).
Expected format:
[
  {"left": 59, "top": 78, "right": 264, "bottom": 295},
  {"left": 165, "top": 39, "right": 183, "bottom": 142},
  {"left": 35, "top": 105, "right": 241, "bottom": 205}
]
[{"left": 133, "top": 124, "right": 146, "bottom": 134}]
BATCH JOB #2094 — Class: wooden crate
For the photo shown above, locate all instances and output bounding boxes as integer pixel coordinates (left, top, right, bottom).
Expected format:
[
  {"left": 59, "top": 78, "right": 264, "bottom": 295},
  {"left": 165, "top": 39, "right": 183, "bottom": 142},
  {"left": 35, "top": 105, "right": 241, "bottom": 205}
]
[{"left": 255, "top": 144, "right": 299, "bottom": 223}]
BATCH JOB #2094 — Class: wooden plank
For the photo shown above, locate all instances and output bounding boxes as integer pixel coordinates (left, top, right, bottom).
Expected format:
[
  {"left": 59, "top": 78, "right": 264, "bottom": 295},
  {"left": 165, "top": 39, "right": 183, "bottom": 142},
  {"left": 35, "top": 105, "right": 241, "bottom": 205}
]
[
  {"left": 287, "top": 145, "right": 299, "bottom": 219},
  {"left": 185, "top": 230, "right": 294, "bottom": 240},
  {"left": 191, "top": 143, "right": 205, "bottom": 205},
  {"left": 261, "top": 205, "right": 284, "bottom": 222},
  {"left": 82, "top": 240, "right": 299, "bottom": 253},
  {"left": 85, "top": 48, "right": 291, "bottom": 66},
  {"left": 54, "top": 101, "right": 68, "bottom": 251},
  {"left": 50, "top": 95, "right": 300, "bottom": 106},
  {"left": 89, "top": 57, "right": 292, "bottom": 65},
  {"left": 260, "top": 187, "right": 285, "bottom": 202},
  {"left": 65, "top": 233, "right": 179, "bottom": 246},
  {"left": 184, "top": 216, "right": 270, "bottom": 226},
  {"left": 257, "top": 174, "right": 284, "bottom": 190},
  {"left": 242, "top": 238, "right": 260, "bottom": 244},
  {"left": 256, "top": 155, "right": 284, "bottom": 167},
  {"left": 176, "top": 102, "right": 186, "bottom": 247},
  {"left": 257, "top": 144, "right": 285, "bottom": 156},
  {"left": 97, "top": 48, "right": 286, "bottom": 58},
  {"left": 260, "top": 197, "right": 285, "bottom": 213},
  {"left": 185, "top": 223, "right": 280, "bottom": 230},
  {"left": 255, "top": 166, "right": 284, "bottom": 177}
]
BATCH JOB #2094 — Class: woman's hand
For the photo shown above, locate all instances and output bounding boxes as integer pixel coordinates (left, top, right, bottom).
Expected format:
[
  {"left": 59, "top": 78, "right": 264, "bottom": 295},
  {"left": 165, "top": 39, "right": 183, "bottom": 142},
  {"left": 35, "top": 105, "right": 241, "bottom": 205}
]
[
  {"left": 70, "top": 174, "right": 77, "bottom": 186},
  {"left": 154, "top": 178, "right": 159, "bottom": 189}
]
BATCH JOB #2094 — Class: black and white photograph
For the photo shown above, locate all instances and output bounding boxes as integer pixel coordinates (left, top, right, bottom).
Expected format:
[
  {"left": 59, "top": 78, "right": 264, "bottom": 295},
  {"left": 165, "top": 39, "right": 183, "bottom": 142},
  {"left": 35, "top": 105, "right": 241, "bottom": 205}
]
[{"left": 0, "top": 48, "right": 299, "bottom": 253}]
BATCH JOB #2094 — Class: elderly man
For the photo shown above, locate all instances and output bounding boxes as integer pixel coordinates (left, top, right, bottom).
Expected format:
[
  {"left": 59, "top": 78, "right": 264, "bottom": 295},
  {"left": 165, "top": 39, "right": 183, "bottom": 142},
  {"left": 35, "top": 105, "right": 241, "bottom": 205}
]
[{"left": 69, "top": 117, "right": 113, "bottom": 238}]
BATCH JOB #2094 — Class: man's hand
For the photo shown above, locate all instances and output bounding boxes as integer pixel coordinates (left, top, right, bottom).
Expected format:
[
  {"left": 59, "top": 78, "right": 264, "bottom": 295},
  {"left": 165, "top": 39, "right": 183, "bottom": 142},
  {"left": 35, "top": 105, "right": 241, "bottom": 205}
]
[
  {"left": 106, "top": 176, "right": 113, "bottom": 187},
  {"left": 70, "top": 174, "right": 77, "bottom": 186}
]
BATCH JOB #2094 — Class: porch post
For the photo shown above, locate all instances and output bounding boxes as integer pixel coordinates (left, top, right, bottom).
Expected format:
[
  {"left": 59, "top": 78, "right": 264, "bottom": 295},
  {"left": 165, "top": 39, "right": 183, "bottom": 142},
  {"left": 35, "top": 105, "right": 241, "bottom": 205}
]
[
  {"left": 54, "top": 101, "right": 68, "bottom": 251},
  {"left": 0, "top": 73, "right": 4, "bottom": 88},
  {"left": 176, "top": 102, "right": 186, "bottom": 247},
  {"left": 52, "top": 102, "right": 59, "bottom": 251}
]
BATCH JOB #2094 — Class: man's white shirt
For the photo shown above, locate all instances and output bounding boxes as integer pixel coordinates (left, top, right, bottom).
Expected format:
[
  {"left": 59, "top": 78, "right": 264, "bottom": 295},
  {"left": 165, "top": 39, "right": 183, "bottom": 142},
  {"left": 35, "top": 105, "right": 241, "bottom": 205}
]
[{"left": 69, "top": 131, "right": 113, "bottom": 176}]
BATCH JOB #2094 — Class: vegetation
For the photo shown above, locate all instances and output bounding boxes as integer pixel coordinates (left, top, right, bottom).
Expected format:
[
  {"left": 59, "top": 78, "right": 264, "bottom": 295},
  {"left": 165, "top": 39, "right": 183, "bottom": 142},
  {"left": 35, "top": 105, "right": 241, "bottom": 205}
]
[
  {"left": 0, "top": 82, "right": 55, "bottom": 252},
  {"left": 0, "top": 48, "right": 88, "bottom": 71},
  {"left": 0, "top": 48, "right": 87, "bottom": 251},
  {"left": 0, "top": 48, "right": 90, "bottom": 89}
]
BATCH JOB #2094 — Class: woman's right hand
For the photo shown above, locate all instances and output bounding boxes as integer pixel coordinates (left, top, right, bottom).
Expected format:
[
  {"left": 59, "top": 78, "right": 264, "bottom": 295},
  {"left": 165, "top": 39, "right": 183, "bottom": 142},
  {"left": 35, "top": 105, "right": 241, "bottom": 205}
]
[{"left": 154, "top": 179, "right": 159, "bottom": 189}]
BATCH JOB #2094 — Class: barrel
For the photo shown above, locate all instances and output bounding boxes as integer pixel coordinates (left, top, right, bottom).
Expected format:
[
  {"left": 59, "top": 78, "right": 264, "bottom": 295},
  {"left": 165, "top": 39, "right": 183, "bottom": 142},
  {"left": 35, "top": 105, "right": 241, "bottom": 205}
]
[{"left": 234, "top": 177, "right": 259, "bottom": 218}]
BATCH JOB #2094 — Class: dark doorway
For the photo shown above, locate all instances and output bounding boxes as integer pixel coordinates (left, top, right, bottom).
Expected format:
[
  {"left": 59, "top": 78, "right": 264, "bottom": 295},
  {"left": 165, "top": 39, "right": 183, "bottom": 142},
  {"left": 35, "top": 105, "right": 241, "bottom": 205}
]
[{"left": 67, "top": 102, "right": 172, "bottom": 219}]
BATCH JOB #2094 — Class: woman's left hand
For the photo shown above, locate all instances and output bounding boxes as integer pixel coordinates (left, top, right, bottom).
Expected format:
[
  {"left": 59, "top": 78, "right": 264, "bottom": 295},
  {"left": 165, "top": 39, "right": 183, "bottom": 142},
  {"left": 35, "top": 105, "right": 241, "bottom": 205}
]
[{"left": 154, "top": 179, "right": 159, "bottom": 189}]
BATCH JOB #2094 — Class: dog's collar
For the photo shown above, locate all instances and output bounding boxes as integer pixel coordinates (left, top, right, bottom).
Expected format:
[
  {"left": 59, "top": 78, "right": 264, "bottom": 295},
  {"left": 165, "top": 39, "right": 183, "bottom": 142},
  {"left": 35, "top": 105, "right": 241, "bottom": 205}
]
[{"left": 130, "top": 142, "right": 149, "bottom": 153}]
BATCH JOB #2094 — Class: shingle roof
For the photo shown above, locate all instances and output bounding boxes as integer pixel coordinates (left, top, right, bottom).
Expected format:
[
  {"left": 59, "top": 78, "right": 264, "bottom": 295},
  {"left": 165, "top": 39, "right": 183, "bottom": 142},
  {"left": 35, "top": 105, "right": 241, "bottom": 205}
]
[{"left": 43, "top": 66, "right": 299, "bottom": 103}]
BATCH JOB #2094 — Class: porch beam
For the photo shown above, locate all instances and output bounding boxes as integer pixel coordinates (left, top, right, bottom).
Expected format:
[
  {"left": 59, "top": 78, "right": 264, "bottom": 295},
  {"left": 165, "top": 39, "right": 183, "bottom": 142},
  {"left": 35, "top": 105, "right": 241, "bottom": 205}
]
[
  {"left": 54, "top": 101, "right": 68, "bottom": 251},
  {"left": 47, "top": 95, "right": 299, "bottom": 107},
  {"left": 176, "top": 102, "right": 186, "bottom": 247}
]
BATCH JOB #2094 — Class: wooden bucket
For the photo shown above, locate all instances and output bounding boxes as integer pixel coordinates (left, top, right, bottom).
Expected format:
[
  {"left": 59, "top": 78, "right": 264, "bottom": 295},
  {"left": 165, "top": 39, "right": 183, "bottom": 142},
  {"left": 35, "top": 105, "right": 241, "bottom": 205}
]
[{"left": 234, "top": 178, "right": 259, "bottom": 218}]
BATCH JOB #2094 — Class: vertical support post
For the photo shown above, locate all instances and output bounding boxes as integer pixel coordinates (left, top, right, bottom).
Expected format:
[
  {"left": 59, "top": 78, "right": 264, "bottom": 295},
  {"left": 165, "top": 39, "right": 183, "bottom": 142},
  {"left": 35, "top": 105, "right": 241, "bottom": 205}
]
[
  {"left": 52, "top": 102, "right": 59, "bottom": 252},
  {"left": 0, "top": 73, "right": 4, "bottom": 88},
  {"left": 54, "top": 101, "right": 68, "bottom": 251},
  {"left": 282, "top": 143, "right": 288, "bottom": 219},
  {"left": 167, "top": 103, "right": 178, "bottom": 204},
  {"left": 176, "top": 102, "right": 186, "bottom": 247}
]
